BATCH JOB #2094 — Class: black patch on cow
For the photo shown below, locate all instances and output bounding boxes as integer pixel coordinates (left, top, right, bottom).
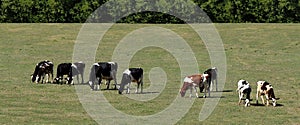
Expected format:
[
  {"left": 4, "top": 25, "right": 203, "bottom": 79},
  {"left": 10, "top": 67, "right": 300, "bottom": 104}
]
[{"left": 129, "top": 68, "right": 143, "bottom": 81}]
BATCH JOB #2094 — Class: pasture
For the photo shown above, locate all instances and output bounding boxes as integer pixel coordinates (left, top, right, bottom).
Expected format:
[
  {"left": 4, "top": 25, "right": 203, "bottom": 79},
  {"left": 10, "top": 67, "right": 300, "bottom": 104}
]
[{"left": 0, "top": 23, "right": 299, "bottom": 124}]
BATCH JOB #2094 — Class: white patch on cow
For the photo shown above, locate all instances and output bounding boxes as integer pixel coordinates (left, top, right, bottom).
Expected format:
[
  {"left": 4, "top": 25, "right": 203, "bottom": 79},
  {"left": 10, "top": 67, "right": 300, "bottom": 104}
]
[
  {"left": 71, "top": 64, "right": 77, "bottom": 69},
  {"left": 183, "top": 77, "right": 193, "bottom": 83},
  {"left": 108, "top": 62, "right": 115, "bottom": 65},
  {"left": 245, "top": 99, "right": 250, "bottom": 107},
  {"left": 257, "top": 81, "right": 265, "bottom": 86},
  {"left": 45, "top": 74, "right": 49, "bottom": 83},
  {"left": 123, "top": 69, "right": 131, "bottom": 75},
  {"left": 93, "top": 63, "right": 100, "bottom": 66},
  {"left": 202, "top": 74, "right": 208, "bottom": 82}
]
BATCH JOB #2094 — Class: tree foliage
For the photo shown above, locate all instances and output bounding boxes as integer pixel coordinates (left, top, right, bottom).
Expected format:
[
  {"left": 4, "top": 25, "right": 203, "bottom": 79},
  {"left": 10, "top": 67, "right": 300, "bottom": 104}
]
[{"left": 0, "top": 0, "right": 299, "bottom": 23}]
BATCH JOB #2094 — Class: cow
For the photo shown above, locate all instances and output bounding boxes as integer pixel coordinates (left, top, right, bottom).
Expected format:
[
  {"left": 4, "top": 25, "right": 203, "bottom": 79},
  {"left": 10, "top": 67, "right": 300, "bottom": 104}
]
[
  {"left": 88, "top": 62, "right": 118, "bottom": 91},
  {"left": 31, "top": 60, "right": 53, "bottom": 84},
  {"left": 237, "top": 79, "right": 251, "bottom": 107},
  {"left": 256, "top": 81, "right": 277, "bottom": 106},
  {"left": 200, "top": 67, "right": 218, "bottom": 92},
  {"left": 73, "top": 61, "right": 85, "bottom": 84},
  {"left": 180, "top": 74, "right": 209, "bottom": 98},
  {"left": 54, "top": 62, "right": 84, "bottom": 85},
  {"left": 118, "top": 68, "right": 143, "bottom": 94}
]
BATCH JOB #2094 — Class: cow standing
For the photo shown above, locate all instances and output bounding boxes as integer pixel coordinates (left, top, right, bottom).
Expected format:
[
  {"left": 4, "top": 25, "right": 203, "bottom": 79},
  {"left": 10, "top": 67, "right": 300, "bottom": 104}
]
[
  {"left": 256, "top": 81, "right": 277, "bottom": 106},
  {"left": 31, "top": 60, "right": 53, "bottom": 84},
  {"left": 118, "top": 68, "right": 143, "bottom": 94},
  {"left": 237, "top": 79, "right": 252, "bottom": 107},
  {"left": 54, "top": 62, "right": 84, "bottom": 85},
  {"left": 89, "top": 62, "right": 118, "bottom": 90},
  {"left": 200, "top": 67, "right": 218, "bottom": 92},
  {"left": 180, "top": 74, "right": 209, "bottom": 98},
  {"left": 73, "top": 61, "right": 85, "bottom": 84}
]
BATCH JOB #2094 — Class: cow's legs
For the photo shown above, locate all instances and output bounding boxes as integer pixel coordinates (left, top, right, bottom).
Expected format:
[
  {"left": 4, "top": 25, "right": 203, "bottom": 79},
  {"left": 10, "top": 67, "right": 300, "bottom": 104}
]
[
  {"left": 50, "top": 72, "right": 53, "bottom": 83},
  {"left": 260, "top": 95, "right": 265, "bottom": 105},
  {"left": 37, "top": 75, "right": 41, "bottom": 83},
  {"left": 209, "top": 79, "right": 213, "bottom": 91},
  {"left": 126, "top": 82, "right": 131, "bottom": 94},
  {"left": 111, "top": 71, "right": 117, "bottom": 90},
  {"left": 140, "top": 81, "right": 143, "bottom": 94},
  {"left": 106, "top": 80, "right": 111, "bottom": 90},
  {"left": 81, "top": 73, "right": 84, "bottom": 84},
  {"left": 135, "top": 82, "right": 139, "bottom": 93},
  {"left": 193, "top": 86, "right": 199, "bottom": 98},
  {"left": 189, "top": 86, "right": 193, "bottom": 98},
  {"left": 265, "top": 95, "right": 270, "bottom": 106},
  {"left": 256, "top": 92, "right": 259, "bottom": 104},
  {"left": 238, "top": 91, "right": 243, "bottom": 105},
  {"left": 215, "top": 78, "right": 218, "bottom": 92},
  {"left": 96, "top": 78, "right": 101, "bottom": 91}
]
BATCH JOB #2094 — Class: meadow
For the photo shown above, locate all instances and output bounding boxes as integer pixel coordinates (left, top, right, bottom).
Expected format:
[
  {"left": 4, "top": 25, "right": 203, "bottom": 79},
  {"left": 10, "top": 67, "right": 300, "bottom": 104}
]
[{"left": 0, "top": 23, "right": 299, "bottom": 124}]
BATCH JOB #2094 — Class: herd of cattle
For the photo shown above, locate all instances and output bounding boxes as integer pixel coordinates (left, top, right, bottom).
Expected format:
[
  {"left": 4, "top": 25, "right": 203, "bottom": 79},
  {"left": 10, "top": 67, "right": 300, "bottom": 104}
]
[
  {"left": 31, "top": 60, "right": 144, "bottom": 94},
  {"left": 31, "top": 60, "right": 279, "bottom": 107}
]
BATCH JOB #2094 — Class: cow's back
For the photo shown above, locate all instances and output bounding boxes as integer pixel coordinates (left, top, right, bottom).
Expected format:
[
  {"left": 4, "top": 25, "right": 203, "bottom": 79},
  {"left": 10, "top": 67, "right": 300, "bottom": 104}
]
[{"left": 129, "top": 68, "right": 143, "bottom": 81}]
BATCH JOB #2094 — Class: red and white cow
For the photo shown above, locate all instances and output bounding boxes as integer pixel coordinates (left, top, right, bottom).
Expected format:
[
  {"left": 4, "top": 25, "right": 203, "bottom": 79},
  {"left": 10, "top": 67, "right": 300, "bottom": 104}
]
[
  {"left": 256, "top": 81, "right": 277, "bottom": 106},
  {"left": 180, "top": 74, "right": 209, "bottom": 98}
]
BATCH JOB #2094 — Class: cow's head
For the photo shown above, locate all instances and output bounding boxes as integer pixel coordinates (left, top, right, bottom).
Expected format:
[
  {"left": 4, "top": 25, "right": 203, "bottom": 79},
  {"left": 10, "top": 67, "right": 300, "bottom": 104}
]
[
  {"left": 31, "top": 74, "right": 36, "bottom": 82},
  {"left": 266, "top": 85, "right": 277, "bottom": 106},
  {"left": 180, "top": 82, "right": 189, "bottom": 97}
]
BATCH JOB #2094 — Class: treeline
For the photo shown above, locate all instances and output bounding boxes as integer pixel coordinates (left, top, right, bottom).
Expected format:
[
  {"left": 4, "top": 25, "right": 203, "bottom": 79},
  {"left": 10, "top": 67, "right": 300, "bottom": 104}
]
[{"left": 0, "top": 0, "right": 299, "bottom": 23}]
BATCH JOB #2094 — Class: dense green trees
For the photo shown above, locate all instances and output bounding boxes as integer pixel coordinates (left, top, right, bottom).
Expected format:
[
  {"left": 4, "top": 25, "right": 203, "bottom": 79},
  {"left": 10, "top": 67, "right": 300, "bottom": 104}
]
[{"left": 0, "top": 0, "right": 299, "bottom": 23}]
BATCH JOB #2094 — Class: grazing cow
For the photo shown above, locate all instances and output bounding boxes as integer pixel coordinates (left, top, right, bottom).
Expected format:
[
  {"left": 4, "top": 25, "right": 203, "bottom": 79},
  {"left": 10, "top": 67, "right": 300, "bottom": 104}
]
[
  {"left": 118, "top": 68, "right": 143, "bottom": 94},
  {"left": 89, "top": 62, "right": 118, "bottom": 90},
  {"left": 237, "top": 79, "right": 251, "bottom": 107},
  {"left": 31, "top": 60, "right": 53, "bottom": 84},
  {"left": 180, "top": 74, "right": 209, "bottom": 98},
  {"left": 54, "top": 62, "right": 83, "bottom": 85},
  {"left": 73, "top": 61, "right": 85, "bottom": 84},
  {"left": 256, "top": 81, "right": 277, "bottom": 106},
  {"left": 200, "top": 67, "right": 218, "bottom": 92}
]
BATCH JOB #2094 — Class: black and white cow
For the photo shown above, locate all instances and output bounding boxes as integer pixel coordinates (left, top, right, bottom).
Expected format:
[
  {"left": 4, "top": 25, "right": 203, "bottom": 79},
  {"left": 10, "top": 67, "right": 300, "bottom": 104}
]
[
  {"left": 73, "top": 61, "right": 85, "bottom": 84},
  {"left": 237, "top": 79, "right": 252, "bottom": 107},
  {"left": 54, "top": 62, "right": 84, "bottom": 85},
  {"left": 200, "top": 67, "right": 218, "bottom": 92},
  {"left": 118, "top": 68, "right": 143, "bottom": 94},
  {"left": 31, "top": 60, "right": 53, "bottom": 84},
  {"left": 88, "top": 62, "right": 118, "bottom": 90}
]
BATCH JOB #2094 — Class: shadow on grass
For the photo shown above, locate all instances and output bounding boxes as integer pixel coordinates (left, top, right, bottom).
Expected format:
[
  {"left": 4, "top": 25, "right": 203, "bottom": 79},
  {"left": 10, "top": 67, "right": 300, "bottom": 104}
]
[
  {"left": 130, "top": 92, "right": 160, "bottom": 94},
  {"left": 203, "top": 90, "right": 233, "bottom": 93},
  {"left": 198, "top": 96, "right": 226, "bottom": 98},
  {"left": 251, "top": 103, "right": 284, "bottom": 107}
]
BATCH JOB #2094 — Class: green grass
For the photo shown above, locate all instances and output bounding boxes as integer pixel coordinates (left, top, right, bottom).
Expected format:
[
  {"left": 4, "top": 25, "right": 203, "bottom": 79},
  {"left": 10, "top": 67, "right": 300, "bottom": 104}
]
[{"left": 0, "top": 23, "right": 299, "bottom": 124}]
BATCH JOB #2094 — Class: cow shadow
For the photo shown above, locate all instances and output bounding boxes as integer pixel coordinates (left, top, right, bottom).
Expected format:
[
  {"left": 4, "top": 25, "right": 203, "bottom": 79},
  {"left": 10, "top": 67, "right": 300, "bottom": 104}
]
[
  {"left": 198, "top": 96, "right": 226, "bottom": 98},
  {"left": 134, "top": 92, "right": 160, "bottom": 94},
  {"left": 221, "top": 90, "right": 233, "bottom": 92},
  {"left": 204, "top": 90, "right": 233, "bottom": 93},
  {"left": 251, "top": 103, "right": 284, "bottom": 107}
]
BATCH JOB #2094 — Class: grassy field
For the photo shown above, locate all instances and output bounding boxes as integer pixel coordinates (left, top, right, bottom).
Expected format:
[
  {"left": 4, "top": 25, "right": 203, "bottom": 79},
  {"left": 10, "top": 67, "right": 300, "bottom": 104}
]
[{"left": 0, "top": 23, "right": 299, "bottom": 124}]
